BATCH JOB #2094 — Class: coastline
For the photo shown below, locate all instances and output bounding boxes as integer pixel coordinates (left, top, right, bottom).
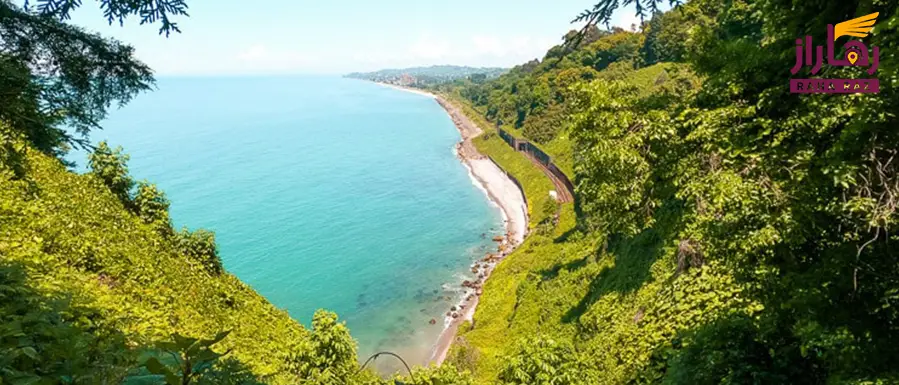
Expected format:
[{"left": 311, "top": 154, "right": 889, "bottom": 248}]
[
  {"left": 374, "top": 81, "right": 528, "bottom": 366},
  {"left": 374, "top": 82, "right": 437, "bottom": 99},
  {"left": 431, "top": 94, "right": 528, "bottom": 365}
]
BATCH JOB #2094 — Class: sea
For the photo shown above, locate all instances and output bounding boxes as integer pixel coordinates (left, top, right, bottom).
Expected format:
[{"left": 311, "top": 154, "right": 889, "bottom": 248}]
[{"left": 74, "top": 76, "right": 504, "bottom": 371}]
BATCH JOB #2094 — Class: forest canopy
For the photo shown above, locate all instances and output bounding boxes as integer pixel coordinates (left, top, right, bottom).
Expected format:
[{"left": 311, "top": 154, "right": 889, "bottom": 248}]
[{"left": 437, "top": 0, "right": 899, "bottom": 383}]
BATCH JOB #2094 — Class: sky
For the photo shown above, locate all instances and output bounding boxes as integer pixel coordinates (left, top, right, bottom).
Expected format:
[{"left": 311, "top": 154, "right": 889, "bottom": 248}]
[{"left": 70, "top": 0, "right": 653, "bottom": 75}]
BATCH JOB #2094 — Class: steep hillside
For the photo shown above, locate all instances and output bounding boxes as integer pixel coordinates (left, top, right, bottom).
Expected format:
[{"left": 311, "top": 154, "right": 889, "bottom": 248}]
[
  {"left": 439, "top": 1, "right": 899, "bottom": 384},
  {"left": 0, "top": 126, "right": 482, "bottom": 384},
  {"left": 443, "top": 62, "right": 716, "bottom": 384},
  {"left": 0, "top": 130, "right": 311, "bottom": 382}
]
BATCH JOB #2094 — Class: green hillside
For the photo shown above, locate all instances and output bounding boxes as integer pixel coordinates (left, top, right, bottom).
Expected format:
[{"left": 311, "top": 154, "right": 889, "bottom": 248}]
[
  {"left": 0, "top": 2, "right": 470, "bottom": 384},
  {"left": 3, "top": 0, "right": 899, "bottom": 384},
  {"left": 434, "top": 0, "right": 899, "bottom": 384},
  {"left": 345, "top": 66, "right": 508, "bottom": 87},
  {"left": 0, "top": 125, "right": 314, "bottom": 383},
  {"left": 0, "top": 124, "right": 480, "bottom": 384}
]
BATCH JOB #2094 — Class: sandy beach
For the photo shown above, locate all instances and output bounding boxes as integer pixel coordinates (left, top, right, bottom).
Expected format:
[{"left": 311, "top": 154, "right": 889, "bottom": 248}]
[
  {"left": 374, "top": 82, "right": 528, "bottom": 365},
  {"left": 375, "top": 81, "right": 528, "bottom": 366},
  {"left": 428, "top": 95, "right": 528, "bottom": 365},
  {"left": 374, "top": 82, "right": 438, "bottom": 99},
  {"left": 379, "top": 83, "right": 527, "bottom": 365}
]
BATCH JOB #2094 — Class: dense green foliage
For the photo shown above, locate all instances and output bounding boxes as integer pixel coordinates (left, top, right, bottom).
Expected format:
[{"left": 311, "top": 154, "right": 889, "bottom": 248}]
[
  {"left": 175, "top": 228, "right": 224, "bottom": 276},
  {"left": 0, "top": 123, "right": 478, "bottom": 384},
  {"left": 4, "top": 0, "right": 899, "bottom": 383},
  {"left": 435, "top": 26, "right": 649, "bottom": 146},
  {"left": 0, "top": 0, "right": 160, "bottom": 157},
  {"left": 0, "top": 2, "right": 477, "bottom": 383},
  {"left": 441, "top": 0, "right": 899, "bottom": 384},
  {"left": 88, "top": 141, "right": 136, "bottom": 204}
]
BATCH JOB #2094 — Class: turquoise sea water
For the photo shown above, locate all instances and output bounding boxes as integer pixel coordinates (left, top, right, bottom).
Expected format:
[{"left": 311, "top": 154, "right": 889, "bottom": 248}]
[{"left": 78, "top": 76, "right": 503, "bottom": 368}]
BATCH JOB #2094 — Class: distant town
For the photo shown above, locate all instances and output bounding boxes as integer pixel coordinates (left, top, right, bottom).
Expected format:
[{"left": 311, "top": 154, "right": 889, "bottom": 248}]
[{"left": 345, "top": 65, "right": 508, "bottom": 87}]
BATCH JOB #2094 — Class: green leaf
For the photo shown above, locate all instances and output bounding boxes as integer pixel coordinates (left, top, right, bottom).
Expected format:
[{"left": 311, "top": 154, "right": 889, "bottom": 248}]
[
  {"left": 201, "top": 330, "right": 230, "bottom": 347},
  {"left": 10, "top": 375, "right": 42, "bottom": 385},
  {"left": 20, "top": 346, "right": 39, "bottom": 360},
  {"left": 172, "top": 333, "right": 197, "bottom": 349},
  {"left": 144, "top": 357, "right": 180, "bottom": 385}
]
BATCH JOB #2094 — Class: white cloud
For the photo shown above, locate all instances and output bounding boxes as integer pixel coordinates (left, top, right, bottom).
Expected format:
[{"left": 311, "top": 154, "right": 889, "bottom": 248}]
[
  {"left": 383, "top": 33, "right": 558, "bottom": 69},
  {"left": 470, "top": 35, "right": 557, "bottom": 59},
  {"left": 234, "top": 44, "right": 324, "bottom": 73},
  {"left": 216, "top": 33, "right": 560, "bottom": 74},
  {"left": 406, "top": 34, "right": 453, "bottom": 60},
  {"left": 614, "top": 12, "right": 642, "bottom": 31},
  {"left": 237, "top": 44, "right": 269, "bottom": 61},
  {"left": 471, "top": 35, "right": 505, "bottom": 56}
]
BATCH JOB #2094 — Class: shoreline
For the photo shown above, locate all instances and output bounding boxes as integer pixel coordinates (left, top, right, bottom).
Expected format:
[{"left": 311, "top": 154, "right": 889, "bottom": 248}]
[
  {"left": 372, "top": 82, "right": 528, "bottom": 365},
  {"left": 373, "top": 82, "right": 438, "bottom": 99},
  {"left": 431, "top": 94, "right": 528, "bottom": 365}
]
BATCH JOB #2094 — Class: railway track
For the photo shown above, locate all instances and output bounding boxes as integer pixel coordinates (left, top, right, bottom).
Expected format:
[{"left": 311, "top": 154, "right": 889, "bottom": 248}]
[{"left": 523, "top": 152, "right": 574, "bottom": 204}]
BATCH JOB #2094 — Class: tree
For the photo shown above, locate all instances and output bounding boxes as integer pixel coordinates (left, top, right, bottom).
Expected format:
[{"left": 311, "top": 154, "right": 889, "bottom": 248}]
[
  {"left": 176, "top": 228, "right": 224, "bottom": 275},
  {"left": 1, "top": 0, "right": 192, "bottom": 157},
  {"left": 570, "top": 80, "right": 657, "bottom": 235},
  {"left": 536, "top": 195, "right": 561, "bottom": 235},
  {"left": 88, "top": 141, "right": 135, "bottom": 204},
  {"left": 23, "top": 0, "right": 189, "bottom": 36},
  {"left": 0, "top": 120, "right": 28, "bottom": 179},
  {"left": 563, "top": 0, "right": 680, "bottom": 53},
  {"left": 0, "top": 1, "right": 153, "bottom": 156},
  {"left": 582, "top": 30, "right": 642, "bottom": 70},
  {"left": 574, "top": 0, "right": 682, "bottom": 29},
  {"left": 293, "top": 310, "right": 358, "bottom": 384},
  {"left": 133, "top": 181, "right": 172, "bottom": 233},
  {"left": 568, "top": 0, "right": 899, "bottom": 382}
]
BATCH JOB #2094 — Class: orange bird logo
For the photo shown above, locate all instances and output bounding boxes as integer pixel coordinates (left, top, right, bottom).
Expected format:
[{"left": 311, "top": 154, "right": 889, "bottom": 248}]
[{"left": 833, "top": 12, "right": 879, "bottom": 41}]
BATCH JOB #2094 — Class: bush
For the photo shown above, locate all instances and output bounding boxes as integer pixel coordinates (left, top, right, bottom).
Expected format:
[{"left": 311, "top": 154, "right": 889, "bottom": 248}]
[
  {"left": 536, "top": 195, "right": 560, "bottom": 236},
  {"left": 176, "top": 228, "right": 224, "bottom": 275},
  {"left": 404, "top": 365, "right": 474, "bottom": 385},
  {"left": 500, "top": 336, "right": 585, "bottom": 385},
  {"left": 133, "top": 181, "right": 172, "bottom": 233},
  {"left": 292, "top": 310, "right": 358, "bottom": 384},
  {"left": 0, "top": 263, "right": 135, "bottom": 383},
  {"left": 88, "top": 141, "right": 135, "bottom": 204}
]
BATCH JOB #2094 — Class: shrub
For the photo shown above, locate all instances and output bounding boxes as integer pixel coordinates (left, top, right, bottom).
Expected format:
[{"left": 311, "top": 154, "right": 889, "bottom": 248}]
[
  {"left": 176, "top": 228, "right": 224, "bottom": 275},
  {"left": 133, "top": 181, "right": 172, "bottom": 233},
  {"left": 500, "top": 336, "right": 585, "bottom": 385},
  {"left": 293, "top": 310, "right": 358, "bottom": 384},
  {"left": 88, "top": 141, "right": 135, "bottom": 204}
]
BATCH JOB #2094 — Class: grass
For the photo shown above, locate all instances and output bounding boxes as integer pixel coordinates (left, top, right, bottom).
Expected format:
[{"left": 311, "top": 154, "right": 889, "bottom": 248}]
[
  {"left": 441, "top": 92, "right": 565, "bottom": 227},
  {"left": 1, "top": 147, "right": 312, "bottom": 383},
  {"left": 536, "top": 63, "right": 681, "bottom": 179},
  {"left": 438, "top": 93, "right": 587, "bottom": 382},
  {"left": 449, "top": 205, "right": 585, "bottom": 383},
  {"left": 619, "top": 63, "right": 680, "bottom": 91},
  {"left": 466, "top": 101, "right": 576, "bottom": 180},
  {"left": 439, "top": 62, "right": 725, "bottom": 384}
]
